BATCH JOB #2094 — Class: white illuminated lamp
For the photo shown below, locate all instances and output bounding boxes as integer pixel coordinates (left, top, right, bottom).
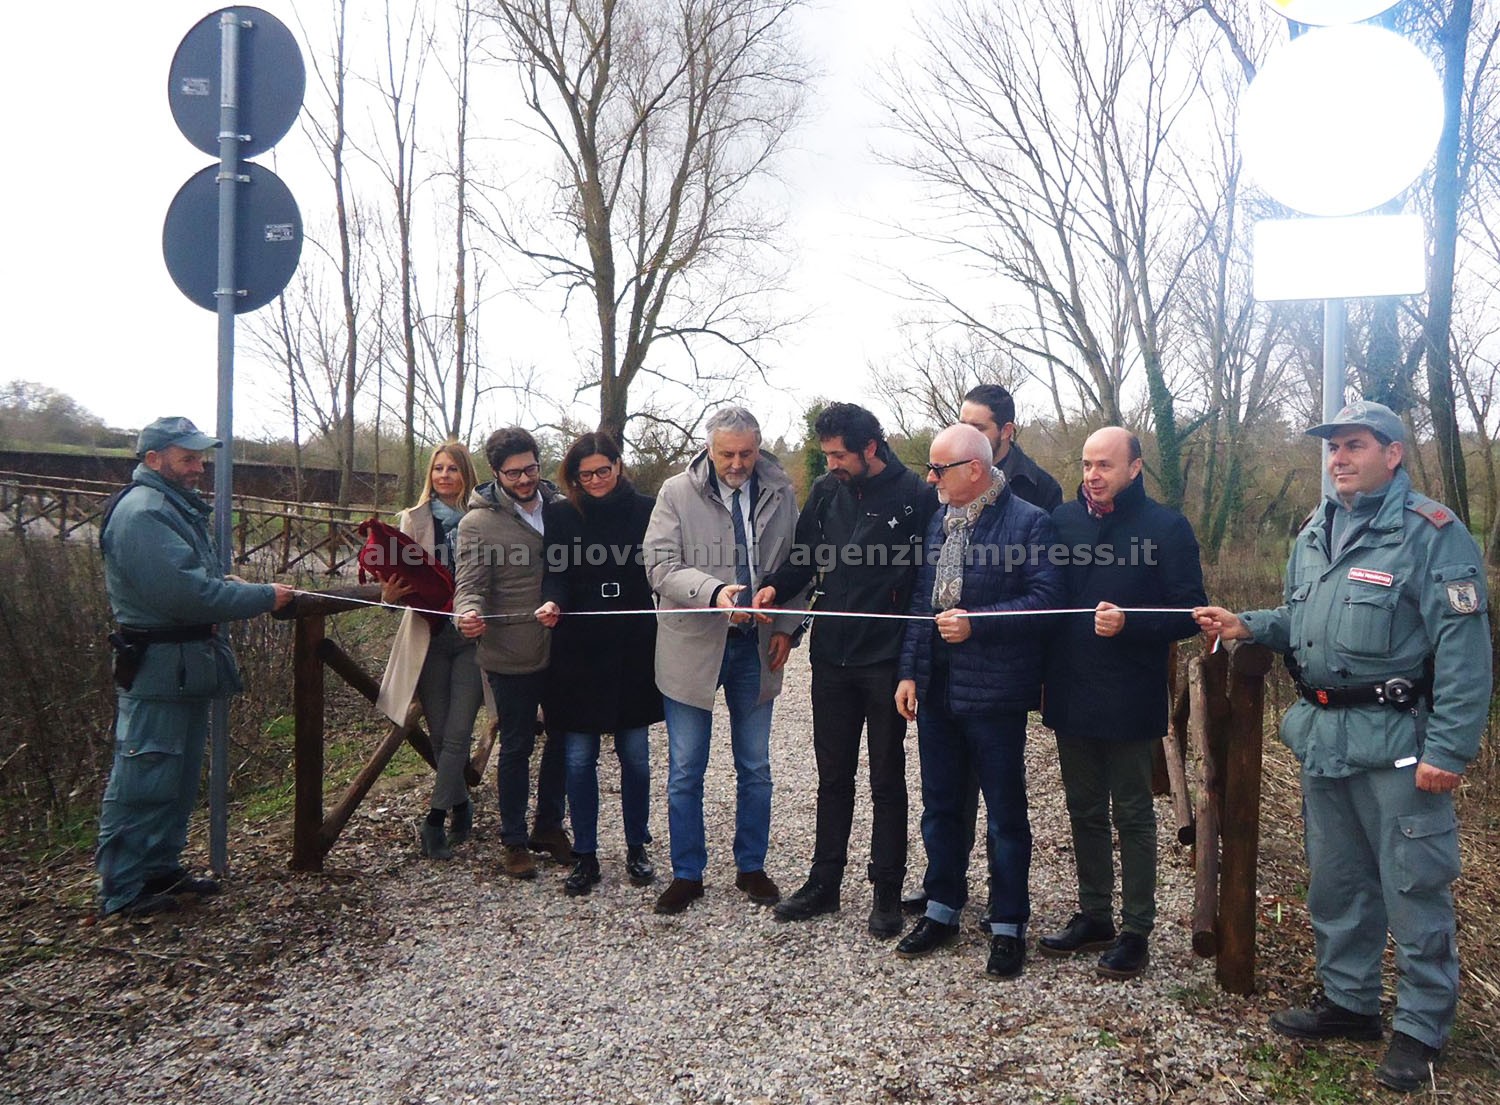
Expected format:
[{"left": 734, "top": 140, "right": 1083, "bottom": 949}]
[
  {"left": 1240, "top": 24, "right": 1444, "bottom": 217},
  {"left": 1261, "top": 0, "right": 1400, "bottom": 25}
]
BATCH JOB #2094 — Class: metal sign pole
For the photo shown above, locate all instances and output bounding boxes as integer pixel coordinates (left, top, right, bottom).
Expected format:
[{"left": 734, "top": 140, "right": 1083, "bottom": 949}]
[
  {"left": 209, "top": 11, "right": 242, "bottom": 877},
  {"left": 1321, "top": 297, "right": 1346, "bottom": 500}
]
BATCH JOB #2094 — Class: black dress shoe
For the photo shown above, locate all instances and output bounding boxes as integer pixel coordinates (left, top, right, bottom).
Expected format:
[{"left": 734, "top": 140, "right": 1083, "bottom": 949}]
[
  {"left": 868, "top": 885, "right": 903, "bottom": 938},
  {"left": 143, "top": 869, "right": 222, "bottom": 897},
  {"left": 1375, "top": 1031, "right": 1440, "bottom": 1092},
  {"left": 1097, "top": 932, "right": 1149, "bottom": 979},
  {"left": 773, "top": 877, "right": 840, "bottom": 922},
  {"left": 563, "top": 853, "right": 601, "bottom": 897},
  {"left": 894, "top": 917, "right": 960, "bottom": 959},
  {"left": 1036, "top": 912, "right": 1116, "bottom": 958},
  {"left": 626, "top": 843, "right": 655, "bottom": 886},
  {"left": 900, "top": 889, "right": 927, "bottom": 916},
  {"left": 1269, "top": 996, "right": 1383, "bottom": 1042},
  {"left": 985, "top": 934, "right": 1026, "bottom": 979}
]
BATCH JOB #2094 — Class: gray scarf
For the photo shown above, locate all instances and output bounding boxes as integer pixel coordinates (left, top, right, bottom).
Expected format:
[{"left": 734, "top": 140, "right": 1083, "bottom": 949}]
[{"left": 931, "top": 468, "right": 1006, "bottom": 611}]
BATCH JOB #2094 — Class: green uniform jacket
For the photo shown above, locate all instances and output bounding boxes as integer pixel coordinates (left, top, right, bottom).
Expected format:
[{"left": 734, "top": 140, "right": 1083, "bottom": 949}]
[
  {"left": 102, "top": 464, "right": 278, "bottom": 699},
  {"left": 1240, "top": 469, "right": 1491, "bottom": 778}
]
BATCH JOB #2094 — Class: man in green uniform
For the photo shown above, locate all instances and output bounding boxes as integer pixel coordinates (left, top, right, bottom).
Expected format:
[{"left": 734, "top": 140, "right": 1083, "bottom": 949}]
[
  {"left": 1195, "top": 401, "right": 1490, "bottom": 1094},
  {"left": 96, "top": 417, "right": 292, "bottom": 919}
]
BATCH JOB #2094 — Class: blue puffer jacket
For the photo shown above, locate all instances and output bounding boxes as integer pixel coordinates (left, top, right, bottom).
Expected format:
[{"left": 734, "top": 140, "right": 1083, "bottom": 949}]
[{"left": 898, "top": 486, "right": 1065, "bottom": 715}]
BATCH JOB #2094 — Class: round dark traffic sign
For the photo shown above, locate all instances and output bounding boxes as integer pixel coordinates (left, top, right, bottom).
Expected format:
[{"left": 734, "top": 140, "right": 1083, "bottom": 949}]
[
  {"left": 169, "top": 7, "right": 305, "bottom": 158},
  {"left": 163, "top": 161, "right": 303, "bottom": 313}
]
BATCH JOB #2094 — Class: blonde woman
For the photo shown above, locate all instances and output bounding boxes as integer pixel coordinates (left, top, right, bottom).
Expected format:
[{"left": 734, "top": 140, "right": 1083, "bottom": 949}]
[{"left": 376, "top": 442, "right": 488, "bottom": 859}]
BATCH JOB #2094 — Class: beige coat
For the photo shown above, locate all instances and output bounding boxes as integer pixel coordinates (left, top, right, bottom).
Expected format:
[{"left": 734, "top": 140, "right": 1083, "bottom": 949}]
[
  {"left": 452, "top": 482, "right": 561, "bottom": 675},
  {"left": 645, "top": 450, "right": 803, "bottom": 710},
  {"left": 375, "top": 503, "right": 494, "bottom": 725}
]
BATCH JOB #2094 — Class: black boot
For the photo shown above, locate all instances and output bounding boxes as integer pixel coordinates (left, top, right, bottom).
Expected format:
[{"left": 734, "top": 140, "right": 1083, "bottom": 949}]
[
  {"left": 1270, "top": 996, "right": 1383, "bottom": 1042},
  {"left": 626, "top": 843, "right": 655, "bottom": 886},
  {"left": 868, "top": 884, "right": 902, "bottom": 938},
  {"left": 773, "top": 877, "right": 840, "bottom": 922},
  {"left": 1374, "top": 1031, "right": 1440, "bottom": 1093},
  {"left": 563, "top": 852, "right": 601, "bottom": 896}
]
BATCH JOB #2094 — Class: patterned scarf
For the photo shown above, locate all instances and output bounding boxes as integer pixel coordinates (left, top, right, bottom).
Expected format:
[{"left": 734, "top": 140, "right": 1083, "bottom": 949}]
[{"left": 931, "top": 468, "right": 1007, "bottom": 611}]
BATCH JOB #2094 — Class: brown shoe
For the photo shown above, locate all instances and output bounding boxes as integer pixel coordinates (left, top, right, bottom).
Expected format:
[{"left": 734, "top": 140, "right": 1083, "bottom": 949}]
[
  {"left": 653, "top": 878, "right": 704, "bottom": 915},
  {"left": 528, "top": 825, "right": 572, "bottom": 865},
  {"left": 502, "top": 843, "right": 537, "bottom": 880},
  {"left": 735, "top": 869, "right": 781, "bottom": 906}
]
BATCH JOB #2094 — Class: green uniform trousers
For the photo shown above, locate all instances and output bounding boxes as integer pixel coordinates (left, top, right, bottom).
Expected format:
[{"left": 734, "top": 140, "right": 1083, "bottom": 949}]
[
  {"left": 1303, "top": 765, "right": 1460, "bottom": 1049},
  {"left": 96, "top": 694, "right": 210, "bottom": 915}
]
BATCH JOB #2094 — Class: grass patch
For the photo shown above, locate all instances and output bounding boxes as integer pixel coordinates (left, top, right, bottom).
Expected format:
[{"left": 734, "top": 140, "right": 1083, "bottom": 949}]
[{"left": 1247, "top": 1042, "right": 1373, "bottom": 1104}]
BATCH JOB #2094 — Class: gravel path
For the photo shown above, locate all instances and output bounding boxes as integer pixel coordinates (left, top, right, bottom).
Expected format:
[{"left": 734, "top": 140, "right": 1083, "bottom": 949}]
[{"left": 6, "top": 649, "right": 1271, "bottom": 1104}]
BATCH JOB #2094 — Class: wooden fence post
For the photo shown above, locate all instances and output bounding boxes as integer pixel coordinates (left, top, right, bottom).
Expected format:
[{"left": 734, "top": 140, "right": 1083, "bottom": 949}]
[
  {"left": 1216, "top": 642, "right": 1273, "bottom": 995},
  {"left": 291, "top": 611, "right": 326, "bottom": 872}
]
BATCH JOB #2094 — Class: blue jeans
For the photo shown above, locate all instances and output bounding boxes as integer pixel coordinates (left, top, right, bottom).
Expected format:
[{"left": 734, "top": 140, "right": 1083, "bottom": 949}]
[
  {"left": 662, "top": 632, "right": 774, "bottom": 880},
  {"left": 917, "top": 670, "right": 1031, "bottom": 937},
  {"left": 564, "top": 728, "right": 652, "bottom": 855},
  {"left": 486, "top": 670, "right": 567, "bottom": 846}
]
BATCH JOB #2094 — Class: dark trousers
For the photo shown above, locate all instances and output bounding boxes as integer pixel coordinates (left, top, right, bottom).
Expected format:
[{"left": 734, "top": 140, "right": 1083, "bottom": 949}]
[
  {"left": 1055, "top": 733, "right": 1157, "bottom": 934},
  {"left": 486, "top": 670, "right": 567, "bottom": 846},
  {"left": 917, "top": 672, "right": 1031, "bottom": 936},
  {"left": 808, "top": 660, "right": 908, "bottom": 890}
]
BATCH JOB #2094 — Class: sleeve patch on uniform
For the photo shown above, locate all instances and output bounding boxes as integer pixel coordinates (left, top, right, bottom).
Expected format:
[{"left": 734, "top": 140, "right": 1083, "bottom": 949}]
[
  {"left": 1445, "top": 580, "right": 1481, "bottom": 614},
  {"left": 1348, "top": 568, "right": 1394, "bottom": 587}
]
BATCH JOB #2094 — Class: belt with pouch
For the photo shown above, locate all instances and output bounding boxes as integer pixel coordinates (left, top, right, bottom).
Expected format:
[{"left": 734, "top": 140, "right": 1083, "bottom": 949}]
[
  {"left": 119, "top": 624, "right": 216, "bottom": 643},
  {"left": 1297, "top": 676, "right": 1431, "bottom": 712}
]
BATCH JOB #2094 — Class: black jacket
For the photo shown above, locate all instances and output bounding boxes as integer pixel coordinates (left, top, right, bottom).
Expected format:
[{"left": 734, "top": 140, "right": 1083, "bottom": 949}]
[
  {"left": 540, "top": 480, "right": 664, "bottom": 733},
  {"left": 761, "top": 453, "right": 938, "bottom": 667},
  {"left": 1000, "top": 442, "right": 1064, "bottom": 514},
  {"left": 1042, "top": 477, "right": 1206, "bottom": 742}
]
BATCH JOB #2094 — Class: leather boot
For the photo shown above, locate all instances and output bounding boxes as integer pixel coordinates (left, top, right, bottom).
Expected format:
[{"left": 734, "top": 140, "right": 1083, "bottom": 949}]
[
  {"left": 868, "top": 884, "right": 903, "bottom": 938},
  {"left": 626, "top": 843, "right": 655, "bottom": 886},
  {"left": 563, "top": 853, "right": 602, "bottom": 896},
  {"left": 773, "top": 877, "right": 840, "bottom": 922},
  {"left": 1270, "top": 996, "right": 1383, "bottom": 1042}
]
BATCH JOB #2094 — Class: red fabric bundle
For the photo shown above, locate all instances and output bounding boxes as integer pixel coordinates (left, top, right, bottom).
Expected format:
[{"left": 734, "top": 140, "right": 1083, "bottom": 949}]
[{"left": 355, "top": 517, "right": 455, "bottom": 630}]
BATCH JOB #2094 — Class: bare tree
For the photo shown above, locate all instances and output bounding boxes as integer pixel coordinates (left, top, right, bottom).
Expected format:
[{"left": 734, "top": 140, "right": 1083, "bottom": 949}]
[
  {"left": 871, "top": 330, "right": 1028, "bottom": 438},
  {"left": 483, "top": 0, "right": 808, "bottom": 444}
]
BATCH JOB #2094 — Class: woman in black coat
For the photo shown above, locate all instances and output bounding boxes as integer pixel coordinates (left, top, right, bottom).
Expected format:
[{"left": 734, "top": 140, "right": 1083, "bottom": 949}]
[{"left": 535, "top": 432, "right": 663, "bottom": 895}]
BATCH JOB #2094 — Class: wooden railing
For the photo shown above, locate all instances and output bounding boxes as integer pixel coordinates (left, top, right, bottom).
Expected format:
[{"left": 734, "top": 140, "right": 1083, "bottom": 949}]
[
  {"left": 0, "top": 470, "right": 377, "bottom": 574},
  {"left": 276, "top": 586, "right": 495, "bottom": 872}
]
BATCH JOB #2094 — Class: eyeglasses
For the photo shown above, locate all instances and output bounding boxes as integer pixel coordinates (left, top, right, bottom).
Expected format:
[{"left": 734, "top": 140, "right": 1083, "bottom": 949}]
[
  {"left": 578, "top": 464, "right": 616, "bottom": 483},
  {"left": 499, "top": 463, "right": 540, "bottom": 481},
  {"left": 925, "top": 459, "right": 973, "bottom": 477}
]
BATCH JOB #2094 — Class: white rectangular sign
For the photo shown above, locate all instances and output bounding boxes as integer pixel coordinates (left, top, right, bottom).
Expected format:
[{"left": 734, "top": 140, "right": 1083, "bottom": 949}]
[{"left": 1253, "top": 214, "right": 1427, "bottom": 301}]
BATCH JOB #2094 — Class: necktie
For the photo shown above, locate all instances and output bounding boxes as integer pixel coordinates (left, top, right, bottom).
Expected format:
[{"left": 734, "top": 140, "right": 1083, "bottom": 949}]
[{"left": 730, "top": 488, "right": 752, "bottom": 605}]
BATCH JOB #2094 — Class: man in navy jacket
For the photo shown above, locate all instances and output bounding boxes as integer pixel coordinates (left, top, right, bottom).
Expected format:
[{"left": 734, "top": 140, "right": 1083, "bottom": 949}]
[
  {"left": 894, "top": 424, "right": 1065, "bottom": 979},
  {"left": 1040, "top": 427, "right": 1205, "bottom": 978}
]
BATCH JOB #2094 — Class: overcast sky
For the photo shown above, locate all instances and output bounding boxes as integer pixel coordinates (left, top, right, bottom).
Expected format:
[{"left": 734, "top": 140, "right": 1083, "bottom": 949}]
[{"left": 2, "top": 0, "right": 990, "bottom": 450}]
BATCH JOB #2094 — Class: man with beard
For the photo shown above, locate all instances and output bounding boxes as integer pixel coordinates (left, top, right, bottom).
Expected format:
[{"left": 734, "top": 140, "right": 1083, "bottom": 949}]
[
  {"left": 96, "top": 417, "right": 293, "bottom": 918},
  {"left": 752, "top": 403, "right": 937, "bottom": 936},
  {"left": 455, "top": 427, "right": 570, "bottom": 879}
]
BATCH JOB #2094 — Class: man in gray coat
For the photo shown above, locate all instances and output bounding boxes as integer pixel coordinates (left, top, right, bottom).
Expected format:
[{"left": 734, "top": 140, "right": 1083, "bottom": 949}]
[{"left": 645, "top": 406, "right": 803, "bottom": 914}]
